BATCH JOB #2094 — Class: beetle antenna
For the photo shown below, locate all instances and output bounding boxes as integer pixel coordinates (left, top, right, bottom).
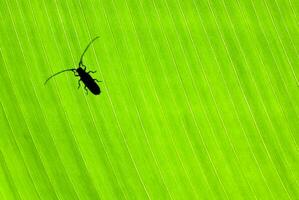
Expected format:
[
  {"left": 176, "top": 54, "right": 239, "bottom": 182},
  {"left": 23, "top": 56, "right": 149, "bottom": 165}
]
[
  {"left": 44, "top": 68, "right": 76, "bottom": 85},
  {"left": 79, "top": 36, "right": 100, "bottom": 66}
]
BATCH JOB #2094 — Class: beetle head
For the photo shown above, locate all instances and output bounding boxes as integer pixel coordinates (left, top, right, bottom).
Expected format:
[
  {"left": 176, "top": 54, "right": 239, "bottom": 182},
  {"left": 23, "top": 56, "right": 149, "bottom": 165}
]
[{"left": 76, "top": 67, "right": 85, "bottom": 73}]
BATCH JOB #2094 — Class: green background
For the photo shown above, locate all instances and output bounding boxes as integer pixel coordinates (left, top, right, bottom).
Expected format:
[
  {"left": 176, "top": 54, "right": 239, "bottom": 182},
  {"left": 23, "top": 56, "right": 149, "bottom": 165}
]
[{"left": 0, "top": 0, "right": 298, "bottom": 199}]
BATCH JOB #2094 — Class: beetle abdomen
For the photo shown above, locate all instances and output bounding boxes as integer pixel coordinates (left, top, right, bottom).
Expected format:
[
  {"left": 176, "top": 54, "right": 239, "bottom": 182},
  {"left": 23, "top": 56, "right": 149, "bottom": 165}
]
[
  {"left": 86, "top": 81, "right": 101, "bottom": 95},
  {"left": 78, "top": 68, "right": 101, "bottom": 95}
]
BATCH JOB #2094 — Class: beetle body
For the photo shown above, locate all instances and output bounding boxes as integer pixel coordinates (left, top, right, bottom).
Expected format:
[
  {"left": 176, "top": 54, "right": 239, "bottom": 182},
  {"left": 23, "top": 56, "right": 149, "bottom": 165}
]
[
  {"left": 45, "top": 36, "right": 102, "bottom": 95},
  {"left": 76, "top": 67, "right": 101, "bottom": 95}
]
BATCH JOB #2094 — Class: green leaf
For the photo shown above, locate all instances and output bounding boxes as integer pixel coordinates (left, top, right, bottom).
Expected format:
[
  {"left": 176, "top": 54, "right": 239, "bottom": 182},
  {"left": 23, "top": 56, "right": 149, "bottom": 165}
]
[{"left": 0, "top": 0, "right": 298, "bottom": 199}]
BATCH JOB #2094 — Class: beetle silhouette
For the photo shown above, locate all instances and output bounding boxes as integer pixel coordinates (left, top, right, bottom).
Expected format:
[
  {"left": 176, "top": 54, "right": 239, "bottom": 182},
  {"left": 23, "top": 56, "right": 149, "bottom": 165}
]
[{"left": 45, "top": 36, "right": 102, "bottom": 95}]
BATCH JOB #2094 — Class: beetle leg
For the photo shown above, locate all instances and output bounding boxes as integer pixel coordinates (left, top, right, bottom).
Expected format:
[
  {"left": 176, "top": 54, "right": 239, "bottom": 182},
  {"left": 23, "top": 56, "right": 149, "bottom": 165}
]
[
  {"left": 84, "top": 86, "right": 88, "bottom": 94},
  {"left": 79, "top": 61, "right": 87, "bottom": 70},
  {"left": 94, "top": 79, "right": 102, "bottom": 83},
  {"left": 88, "top": 70, "right": 97, "bottom": 74},
  {"left": 78, "top": 79, "right": 81, "bottom": 89}
]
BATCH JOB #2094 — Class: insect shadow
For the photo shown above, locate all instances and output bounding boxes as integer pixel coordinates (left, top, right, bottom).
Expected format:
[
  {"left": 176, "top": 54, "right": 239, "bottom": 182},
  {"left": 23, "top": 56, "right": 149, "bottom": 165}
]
[{"left": 45, "top": 36, "right": 102, "bottom": 95}]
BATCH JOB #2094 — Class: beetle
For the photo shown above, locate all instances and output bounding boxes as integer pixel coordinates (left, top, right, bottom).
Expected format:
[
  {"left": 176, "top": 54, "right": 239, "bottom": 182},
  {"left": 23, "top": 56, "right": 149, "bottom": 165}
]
[{"left": 45, "top": 36, "right": 102, "bottom": 95}]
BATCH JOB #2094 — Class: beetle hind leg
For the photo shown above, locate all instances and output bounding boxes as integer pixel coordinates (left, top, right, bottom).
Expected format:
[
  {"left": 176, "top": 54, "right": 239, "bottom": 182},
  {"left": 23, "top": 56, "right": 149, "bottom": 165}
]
[
  {"left": 84, "top": 86, "right": 88, "bottom": 95},
  {"left": 94, "top": 79, "right": 102, "bottom": 83},
  {"left": 78, "top": 79, "right": 82, "bottom": 89}
]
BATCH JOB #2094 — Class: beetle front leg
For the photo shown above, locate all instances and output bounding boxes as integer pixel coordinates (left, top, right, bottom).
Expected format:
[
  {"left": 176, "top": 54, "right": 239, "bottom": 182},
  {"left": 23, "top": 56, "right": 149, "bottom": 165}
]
[
  {"left": 79, "top": 61, "right": 87, "bottom": 70},
  {"left": 88, "top": 70, "right": 97, "bottom": 74},
  {"left": 73, "top": 70, "right": 78, "bottom": 76}
]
